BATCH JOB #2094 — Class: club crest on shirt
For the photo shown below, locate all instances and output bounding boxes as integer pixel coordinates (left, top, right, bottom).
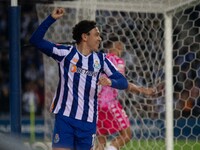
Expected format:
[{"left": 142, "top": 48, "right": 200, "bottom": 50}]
[
  {"left": 54, "top": 134, "right": 60, "bottom": 143},
  {"left": 93, "top": 60, "right": 101, "bottom": 70}
]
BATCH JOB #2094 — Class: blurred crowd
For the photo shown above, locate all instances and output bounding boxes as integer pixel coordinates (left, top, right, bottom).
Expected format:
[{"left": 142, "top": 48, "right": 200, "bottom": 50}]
[{"left": 0, "top": 3, "right": 44, "bottom": 117}]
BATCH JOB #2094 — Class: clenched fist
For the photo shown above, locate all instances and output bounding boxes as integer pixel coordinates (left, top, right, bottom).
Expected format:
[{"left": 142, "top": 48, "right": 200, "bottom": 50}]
[
  {"left": 51, "top": 7, "right": 65, "bottom": 19},
  {"left": 98, "top": 76, "right": 112, "bottom": 87}
]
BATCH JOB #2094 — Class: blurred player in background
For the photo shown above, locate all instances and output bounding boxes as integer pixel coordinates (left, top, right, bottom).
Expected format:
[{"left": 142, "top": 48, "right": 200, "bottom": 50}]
[
  {"left": 96, "top": 37, "right": 155, "bottom": 150},
  {"left": 29, "top": 8, "right": 128, "bottom": 150}
]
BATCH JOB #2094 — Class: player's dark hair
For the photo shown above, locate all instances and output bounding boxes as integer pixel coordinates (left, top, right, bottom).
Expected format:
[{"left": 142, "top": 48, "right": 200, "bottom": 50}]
[{"left": 72, "top": 20, "right": 97, "bottom": 44}]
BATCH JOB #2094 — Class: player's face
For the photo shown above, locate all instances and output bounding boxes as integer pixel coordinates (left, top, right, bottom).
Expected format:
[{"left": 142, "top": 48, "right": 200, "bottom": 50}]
[
  {"left": 86, "top": 27, "right": 102, "bottom": 51},
  {"left": 114, "top": 41, "right": 124, "bottom": 56}
]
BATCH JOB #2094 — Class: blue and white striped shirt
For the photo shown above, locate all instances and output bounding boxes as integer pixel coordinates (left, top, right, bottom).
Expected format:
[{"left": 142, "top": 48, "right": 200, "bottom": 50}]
[{"left": 30, "top": 15, "right": 128, "bottom": 123}]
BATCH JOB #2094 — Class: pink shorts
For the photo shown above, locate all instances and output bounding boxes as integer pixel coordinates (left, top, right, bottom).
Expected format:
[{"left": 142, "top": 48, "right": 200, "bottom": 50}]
[{"left": 97, "top": 100, "right": 130, "bottom": 135}]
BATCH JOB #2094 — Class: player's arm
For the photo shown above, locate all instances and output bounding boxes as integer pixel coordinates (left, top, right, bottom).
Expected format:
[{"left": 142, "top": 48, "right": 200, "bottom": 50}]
[
  {"left": 98, "top": 72, "right": 128, "bottom": 90},
  {"left": 99, "top": 57, "right": 128, "bottom": 90},
  {"left": 29, "top": 8, "right": 65, "bottom": 56},
  {"left": 127, "top": 82, "right": 155, "bottom": 96},
  {"left": 51, "top": 8, "right": 65, "bottom": 19}
]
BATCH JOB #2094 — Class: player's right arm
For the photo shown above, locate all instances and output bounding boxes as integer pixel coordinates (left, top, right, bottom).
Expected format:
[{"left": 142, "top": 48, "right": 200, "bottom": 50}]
[{"left": 29, "top": 8, "right": 65, "bottom": 57}]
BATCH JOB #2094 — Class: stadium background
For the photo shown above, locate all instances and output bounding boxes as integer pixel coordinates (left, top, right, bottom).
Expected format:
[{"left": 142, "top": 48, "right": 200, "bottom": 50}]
[{"left": 0, "top": 0, "right": 200, "bottom": 149}]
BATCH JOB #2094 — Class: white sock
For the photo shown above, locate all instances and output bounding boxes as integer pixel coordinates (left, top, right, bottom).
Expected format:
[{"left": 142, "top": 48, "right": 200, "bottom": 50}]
[{"left": 105, "top": 145, "right": 117, "bottom": 150}]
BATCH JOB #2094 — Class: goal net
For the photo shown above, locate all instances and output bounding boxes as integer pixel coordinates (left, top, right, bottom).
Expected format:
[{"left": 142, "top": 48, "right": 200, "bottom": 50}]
[{"left": 35, "top": 0, "right": 200, "bottom": 149}]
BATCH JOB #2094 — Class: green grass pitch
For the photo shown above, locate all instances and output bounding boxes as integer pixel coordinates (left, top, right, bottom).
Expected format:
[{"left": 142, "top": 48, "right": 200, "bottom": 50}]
[{"left": 121, "top": 139, "right": 200, "bottom": 150}]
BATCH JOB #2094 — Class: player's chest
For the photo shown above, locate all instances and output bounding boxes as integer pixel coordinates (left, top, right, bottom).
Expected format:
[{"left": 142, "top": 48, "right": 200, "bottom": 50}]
[{"left": 64, "top": 54, "right": 102, "bottom": 76}]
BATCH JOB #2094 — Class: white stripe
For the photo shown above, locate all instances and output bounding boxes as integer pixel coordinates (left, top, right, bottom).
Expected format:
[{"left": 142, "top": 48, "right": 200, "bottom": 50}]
[
  {"left": 75, "top": 75, "right": 86, "bottom": 119},
  {"left": 87, "top": 79, "right": 96, "bottom": 122},
  {"left": 63, "top": 69, "right": 74, "bottom": 116},
  {"left": 104, "top": 61, "right": 113, "bottom": 76},
  {"left": 75, "top": 57, "right": 88, "bottom": 120}
]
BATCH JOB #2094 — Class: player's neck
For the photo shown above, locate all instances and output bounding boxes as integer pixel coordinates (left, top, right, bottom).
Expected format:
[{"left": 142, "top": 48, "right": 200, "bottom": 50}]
[{"left": 76, "top": 44, "right": 91, "bottom": 56}]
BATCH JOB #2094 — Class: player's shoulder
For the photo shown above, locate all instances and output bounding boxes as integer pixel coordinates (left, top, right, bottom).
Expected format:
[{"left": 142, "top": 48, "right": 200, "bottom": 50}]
[
  {"left": 55, "top": 43, "right": 73, "bottom": 50},
  {"left": 95, "top": 51, "right": 107, "bottom": 59},
  {"left": 54, "top": 45, "right": 79, "bottom": 56}
]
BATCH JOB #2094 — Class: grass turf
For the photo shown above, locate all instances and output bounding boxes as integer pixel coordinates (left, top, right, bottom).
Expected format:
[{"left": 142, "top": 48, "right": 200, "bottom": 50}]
[{"left": 121, "top": 139, "right": 200, "bottom": 150}]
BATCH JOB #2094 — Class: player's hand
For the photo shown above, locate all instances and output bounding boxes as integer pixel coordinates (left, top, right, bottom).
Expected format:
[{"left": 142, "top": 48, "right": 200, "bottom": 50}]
[
  {"left": 51, "top": 8, "right": 65, "bottom": 19},
  {"left": 144, "top": 88, "right": 156, "bottom": 96},
  {"left": 98, "top": 76, "right": 112, "bottom": 86}
]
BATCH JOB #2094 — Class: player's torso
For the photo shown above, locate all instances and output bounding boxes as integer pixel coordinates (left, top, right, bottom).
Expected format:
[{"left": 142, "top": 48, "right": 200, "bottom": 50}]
[
  {"left": 52, "top": 48, "right": 104, "bottom": 123},
  {"left": 66, "top": 51, "right": 102, "bottom": 92}
]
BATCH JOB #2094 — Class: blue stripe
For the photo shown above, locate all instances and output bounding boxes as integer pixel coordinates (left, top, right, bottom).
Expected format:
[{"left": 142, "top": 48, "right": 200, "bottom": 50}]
[
  {"left": 69, "top": 53, "right": 82, "bottom": 118},
  {"left": 60, "top": 47, "right": 77, "bottom": 114},
  {"left": 82, "top": 55, "right": 93, "bottom": 121},
  {"left": 52, "top": 64, "right": 61, "bottom": 112},
  {"left": 98, "top": 52, "right": 104, "bottom": 72},
  {"left": 105, "top": 58, "right": 116, "bottom": 73},
  {"left": 93, "top": 83, "right": 98, "bottom": 123}
]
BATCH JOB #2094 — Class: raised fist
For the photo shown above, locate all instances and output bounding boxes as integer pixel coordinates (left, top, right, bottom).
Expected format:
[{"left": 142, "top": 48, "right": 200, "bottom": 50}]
[{"left": 51, "top": 7, "right": 65, "bottom": 19}]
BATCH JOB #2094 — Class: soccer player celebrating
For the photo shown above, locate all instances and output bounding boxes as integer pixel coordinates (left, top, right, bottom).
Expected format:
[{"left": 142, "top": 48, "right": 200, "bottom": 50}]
[
  {"left": 29, "top": 8, "right": 128, "bottom": 150},
  {"left": 96, "top": 38, "right": 155, "bottom": 150}
]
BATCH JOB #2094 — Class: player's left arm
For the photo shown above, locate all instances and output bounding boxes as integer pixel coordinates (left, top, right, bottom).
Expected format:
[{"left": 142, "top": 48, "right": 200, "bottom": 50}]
[
  {"left": 98, "top": 72, "right": 128, "bottom": 90},
  {"left": 99, "top": 57, "right": 128, "bottom": 90}
]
